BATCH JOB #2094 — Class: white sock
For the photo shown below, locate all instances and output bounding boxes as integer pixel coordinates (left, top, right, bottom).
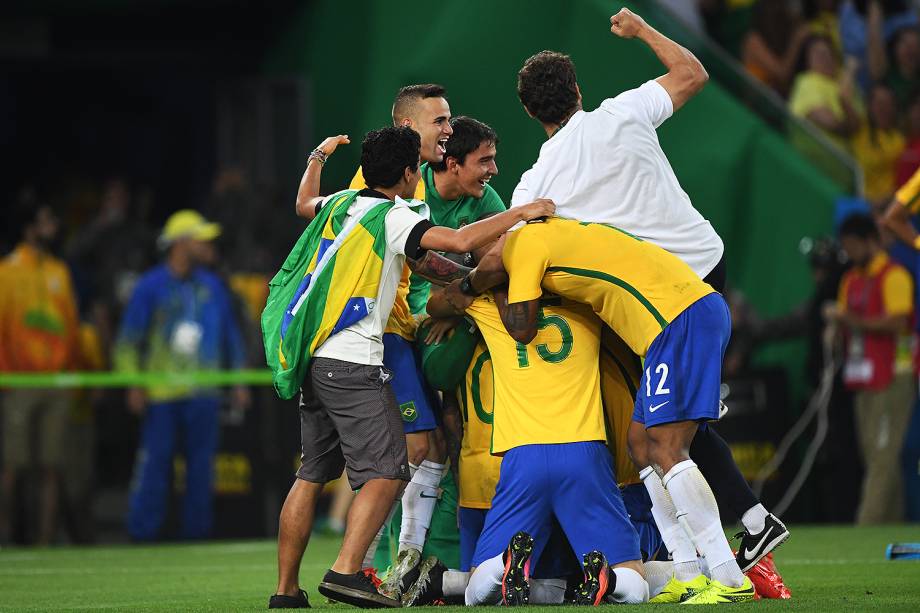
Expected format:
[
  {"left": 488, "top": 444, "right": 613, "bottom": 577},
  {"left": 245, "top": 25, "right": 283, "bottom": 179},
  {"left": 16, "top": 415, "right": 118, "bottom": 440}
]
[
  {"left": 640, "top": 466, "right": 700, "bottom": 582},
  {"left": 609, "top": 568, "right": 649, "bottom": 604},
  {"left": 465, "top": 553, "right": 504, "bottom": 605},
  {"left": 643, "top": 561, "right": 674, "bottom": 598},
  {"left": 663, "top": 460, "right": 745, "bottom": 588},
  {"left": 363, "top": 500, "right": 399, "bottom": 568},
  {"left": 530, "top": 578, "right": 566, "bottom": 604},
  {"left": 741, "top": 503, "right": 768, "bottom": 534},
  {"left": 398, "top": 460, "right": 445, "bottom": 552},
  {"left": 443, "top": 570, "right": 470, "bottom": 598}
]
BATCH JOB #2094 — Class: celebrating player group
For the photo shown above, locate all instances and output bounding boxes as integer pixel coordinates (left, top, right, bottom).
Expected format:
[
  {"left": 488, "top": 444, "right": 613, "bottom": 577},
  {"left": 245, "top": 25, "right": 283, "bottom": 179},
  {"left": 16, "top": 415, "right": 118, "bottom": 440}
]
[{"left": 262, "top": 7, "right": 791, "bottom": 609}]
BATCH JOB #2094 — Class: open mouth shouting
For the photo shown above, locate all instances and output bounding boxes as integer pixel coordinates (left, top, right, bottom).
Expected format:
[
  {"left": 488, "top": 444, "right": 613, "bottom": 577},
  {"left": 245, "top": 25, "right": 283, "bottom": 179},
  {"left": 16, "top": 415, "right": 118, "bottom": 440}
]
[{"left": 437, "top": 137, "right": 448, "bottom": 156}]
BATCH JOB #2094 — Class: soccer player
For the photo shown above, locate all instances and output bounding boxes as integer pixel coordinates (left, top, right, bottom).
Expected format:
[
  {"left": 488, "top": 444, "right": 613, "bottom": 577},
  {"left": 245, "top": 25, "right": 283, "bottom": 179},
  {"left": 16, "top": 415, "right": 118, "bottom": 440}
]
[
  {"left": 426, "top": 285, "right": 649, "bottom": 606},
  {"left": 506, "top": 6, "right": 787, "bottom": 575},
  {"left": 267, "top": 126, "right": 553, "bottom": 609},
  {"left": 459, "top": 217, "right": 756, "bottom": 604}
]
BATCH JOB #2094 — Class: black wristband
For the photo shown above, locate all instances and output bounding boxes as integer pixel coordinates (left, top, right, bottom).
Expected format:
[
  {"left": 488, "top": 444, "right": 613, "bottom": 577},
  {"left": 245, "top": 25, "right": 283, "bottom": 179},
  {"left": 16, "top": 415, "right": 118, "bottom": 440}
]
[{"left": 459, "top": 274, "right": 480, "bottom": 297}]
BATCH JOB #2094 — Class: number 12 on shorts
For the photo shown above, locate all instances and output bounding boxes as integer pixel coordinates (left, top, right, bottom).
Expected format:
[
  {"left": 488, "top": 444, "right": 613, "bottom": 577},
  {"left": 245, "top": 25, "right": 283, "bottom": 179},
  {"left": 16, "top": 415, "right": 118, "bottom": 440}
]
[{"left": 645, "top": 363, "right": 670, "bottom": 397}]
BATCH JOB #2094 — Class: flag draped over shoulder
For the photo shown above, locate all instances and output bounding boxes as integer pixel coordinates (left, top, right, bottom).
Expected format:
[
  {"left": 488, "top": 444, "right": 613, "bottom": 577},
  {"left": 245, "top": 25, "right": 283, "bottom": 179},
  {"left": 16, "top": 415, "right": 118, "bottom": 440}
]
[{"left": 261, "top": 189, "right": 395, "bottom": 399}]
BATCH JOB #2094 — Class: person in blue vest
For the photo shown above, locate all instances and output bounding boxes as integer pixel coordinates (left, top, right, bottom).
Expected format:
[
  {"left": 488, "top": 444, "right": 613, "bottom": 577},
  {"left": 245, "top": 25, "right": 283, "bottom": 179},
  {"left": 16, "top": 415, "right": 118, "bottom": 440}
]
[{"left": 115, "top": 210, "right": 250, "bottom": 541}]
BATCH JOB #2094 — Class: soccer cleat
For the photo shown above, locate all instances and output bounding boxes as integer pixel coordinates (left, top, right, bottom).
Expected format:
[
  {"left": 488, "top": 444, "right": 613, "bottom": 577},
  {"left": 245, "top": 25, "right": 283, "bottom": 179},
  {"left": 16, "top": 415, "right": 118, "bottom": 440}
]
[
  {"left": 268, "top": 588, "right": 310, "bottom": 608},
  {"left": 362, "top": 568, "right": 383, "bottom": 591},
  {"left": 734, "top": 514, "right": 790, "bottom": 573},
  {"left": 501, "top": 531, "right": 534, "bottom": 606},
  {"left": 571, "top": 550, "right": 613, "bottom": 606},
  {"left": 401, "top": 557, "right": 446, "bottom": 607},
  {"left": 318, "top": 569, "right": 401, "bottom": 608},
  {"left": 648, "top": 574, "right": 710, "bottom": 604},
  {"left": 745, "top": 553, "right": 791, "bottom": 599},
  {"left": 680, "top": 577, "right": 756, "bottom": 605},
  {"left": 378, "top": 547, "right": 421, "bottom": 599}
]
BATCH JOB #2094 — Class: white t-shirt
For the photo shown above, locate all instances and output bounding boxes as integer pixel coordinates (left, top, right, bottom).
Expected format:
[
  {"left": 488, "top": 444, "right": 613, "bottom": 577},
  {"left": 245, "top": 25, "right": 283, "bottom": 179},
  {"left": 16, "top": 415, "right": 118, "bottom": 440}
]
[
  {"left": 511, "top": 80, "right": 723, "bottom": 279},
  {"left": 314, "top": 195, "right": 430, "bottom": 366}
]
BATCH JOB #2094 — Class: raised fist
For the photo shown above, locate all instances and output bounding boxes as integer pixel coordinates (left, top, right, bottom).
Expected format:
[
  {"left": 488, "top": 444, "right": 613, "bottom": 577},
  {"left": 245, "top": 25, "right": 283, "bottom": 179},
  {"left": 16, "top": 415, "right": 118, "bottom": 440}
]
[{"left": 610, "top": 8, "right": 647, "bottom": 39}]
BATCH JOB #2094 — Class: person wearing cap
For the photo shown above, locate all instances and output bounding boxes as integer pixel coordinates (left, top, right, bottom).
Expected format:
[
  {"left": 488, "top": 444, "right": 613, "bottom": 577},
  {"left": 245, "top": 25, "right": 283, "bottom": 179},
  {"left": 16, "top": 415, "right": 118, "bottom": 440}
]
[{"left": 114, "top": 209, "right": 249, "bottom": 541}]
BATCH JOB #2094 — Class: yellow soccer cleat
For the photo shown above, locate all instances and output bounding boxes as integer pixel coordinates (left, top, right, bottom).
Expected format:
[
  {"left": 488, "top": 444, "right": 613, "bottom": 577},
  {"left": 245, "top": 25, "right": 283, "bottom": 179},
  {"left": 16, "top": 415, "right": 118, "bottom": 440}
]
[
  {"left": 680, "top": 577, "right": 756, "bottom": 605},
  {"left": 649, "top": 574, "right": 710, "bottom": 603}
]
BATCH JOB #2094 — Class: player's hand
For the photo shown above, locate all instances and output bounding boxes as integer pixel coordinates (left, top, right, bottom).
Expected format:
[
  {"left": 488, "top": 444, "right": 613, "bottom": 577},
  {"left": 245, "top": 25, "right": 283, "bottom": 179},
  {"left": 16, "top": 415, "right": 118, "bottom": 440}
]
[
  {"left": 424, "top": 316, "right": 462, "bottom": 345},
  {"left": 316, "top": 135, "right": 350, "bottom": 157},
  {"left": 610, "top": 8, "right": 647, "bottom": 39},
  {"left": 127, "top": 387, "right": 147, "bottom": 416},
  {"left": 443, "top": 279, "right": 476, "bottom": 314},
  {"left": 518, "top": 198, "right": 555, "bottom": 221}
]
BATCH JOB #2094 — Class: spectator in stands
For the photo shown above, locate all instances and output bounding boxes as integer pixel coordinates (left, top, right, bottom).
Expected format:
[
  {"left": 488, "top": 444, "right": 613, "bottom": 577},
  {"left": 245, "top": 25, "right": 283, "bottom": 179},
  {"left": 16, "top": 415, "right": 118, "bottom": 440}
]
[
  {"left": 840, "top": 0, "right": 918, "bottom": 90},
  {"left": 114, "top": 210, "right": 250, "bottom": 541},
  {"left": 870, "top": 26, "right": 920, "bottom": 106},
  {"left": 742, "top": 1, "right": 810, "bottom": 96},
  {"left": 0, "top": 204, "right": 80, "bottom": 545},
  {"left": 828, "top": 213, "right": 915, "bottom": 524},
  {"left": 804, "top": 0, "right": 844, "bottom": 54},
  {"left": 789, "top": 35, "right": 862, "bottom": 151},
  {"left": 852, "top": 84, "right": 906, "bottom": 206},
  {"left": 896, "top": 94, "right": 920, "bottom": 184}
]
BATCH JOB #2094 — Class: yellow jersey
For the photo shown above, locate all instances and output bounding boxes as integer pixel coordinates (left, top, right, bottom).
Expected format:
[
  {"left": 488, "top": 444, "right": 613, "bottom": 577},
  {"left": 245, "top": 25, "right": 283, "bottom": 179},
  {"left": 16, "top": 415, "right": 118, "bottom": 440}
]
[
  {"left": 466, "top": 293, "right": 606, "bottom": 455},
  {"left": 349, "top": 167, "right": 426, "bottom": 339},
  {"left": 503, "top": 218, "right": 716, "bottom": 358},
  {"left": 599, "top": 328, "right": 642, "bottom": 486},
  {"left": 895, "top": 165, "right": 920, "bottom": 213},
  {"left": 457, "top": 339, "right": 502, "bottom": 508}
]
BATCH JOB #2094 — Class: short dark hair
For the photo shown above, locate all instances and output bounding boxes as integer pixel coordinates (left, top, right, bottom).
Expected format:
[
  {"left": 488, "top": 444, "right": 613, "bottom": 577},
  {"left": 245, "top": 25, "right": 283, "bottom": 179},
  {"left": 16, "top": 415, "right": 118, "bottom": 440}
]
[
  {"left": 392, "top": 84, "right": 447, "bottom": 124},
  {"left": 517, "top": 51, "right": 579, "bottom": 125},
  {"left": 361, "top": 126, "right": 421, "bottom": 190},
  {"left": 838, "top": 213, "right": 879, "bottom": 241},
  {"left": 430, "top": 116, "right": 499, "bottom": 173}
]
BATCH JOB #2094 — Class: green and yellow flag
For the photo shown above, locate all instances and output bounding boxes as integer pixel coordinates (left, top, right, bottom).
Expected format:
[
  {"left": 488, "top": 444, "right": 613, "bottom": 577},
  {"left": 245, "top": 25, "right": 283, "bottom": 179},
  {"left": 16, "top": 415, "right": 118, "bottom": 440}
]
[{"left": 261, "top": 190, "right": 400, "bottom": 399}]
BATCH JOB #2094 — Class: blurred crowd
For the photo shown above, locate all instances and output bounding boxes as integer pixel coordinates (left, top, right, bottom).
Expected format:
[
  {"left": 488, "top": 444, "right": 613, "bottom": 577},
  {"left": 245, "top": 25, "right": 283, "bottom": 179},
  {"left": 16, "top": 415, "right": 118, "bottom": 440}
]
[{"left": 0, "top": 172, "right": 299, "bottom": 545}]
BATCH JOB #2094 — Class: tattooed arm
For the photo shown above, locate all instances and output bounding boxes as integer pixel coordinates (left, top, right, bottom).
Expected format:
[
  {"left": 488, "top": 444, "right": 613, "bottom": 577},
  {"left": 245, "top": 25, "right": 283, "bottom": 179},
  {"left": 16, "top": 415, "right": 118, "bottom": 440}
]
[
  {"left": 408, "top": 251, "right": 472, "bottom": 286},
  {"left": 426, "top": 280, "right": 474, "bottom": 317},
  {"left": 493, "top": 285, "right": 539, "bottom": 345},
  {"left": 441, "top": 392, "right": 464, "bottom": 486}
]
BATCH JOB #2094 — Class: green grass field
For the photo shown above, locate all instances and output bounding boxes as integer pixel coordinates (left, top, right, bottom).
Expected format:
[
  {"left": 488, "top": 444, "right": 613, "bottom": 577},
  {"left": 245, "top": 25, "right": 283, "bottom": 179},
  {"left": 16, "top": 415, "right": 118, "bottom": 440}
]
[{"left": 1, "top": 525, "right": 919, "bottom": 611}]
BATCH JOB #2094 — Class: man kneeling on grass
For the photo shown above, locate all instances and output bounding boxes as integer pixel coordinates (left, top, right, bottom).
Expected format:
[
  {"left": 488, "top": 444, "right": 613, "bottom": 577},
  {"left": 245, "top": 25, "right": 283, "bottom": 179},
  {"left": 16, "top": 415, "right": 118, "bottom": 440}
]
[{"left": 262, "top": 125, "right": 554, "bottom": 609}]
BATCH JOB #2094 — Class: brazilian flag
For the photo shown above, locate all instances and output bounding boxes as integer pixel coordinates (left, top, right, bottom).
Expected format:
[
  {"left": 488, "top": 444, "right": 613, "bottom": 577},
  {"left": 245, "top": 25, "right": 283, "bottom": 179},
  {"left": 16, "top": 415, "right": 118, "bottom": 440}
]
[{"left": 262, "top": 190, "right": 415, "bottom": 399}]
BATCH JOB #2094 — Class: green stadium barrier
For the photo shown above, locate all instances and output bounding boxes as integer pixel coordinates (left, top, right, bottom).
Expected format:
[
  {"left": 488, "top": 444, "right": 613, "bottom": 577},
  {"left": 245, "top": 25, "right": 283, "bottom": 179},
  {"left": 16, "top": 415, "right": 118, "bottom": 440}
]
[{"left": 0, "top": 369, "right": 273, "bottom": 388}]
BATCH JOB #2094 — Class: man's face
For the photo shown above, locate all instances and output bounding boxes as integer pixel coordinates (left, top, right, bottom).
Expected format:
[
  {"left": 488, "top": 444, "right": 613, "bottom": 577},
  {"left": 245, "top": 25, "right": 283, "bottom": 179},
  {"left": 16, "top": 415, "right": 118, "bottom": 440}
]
[
  {"left": 841, "top": 235, "right": 872, "bottom": 268},
  {"left": 453, "top": 140, "right": 498, "bottom": 199},
  {"left": 187, "top": 238, "right": 217, "bottom": 266},
  {"left": 31, "top": 206, "right": 59, "bottom": 249},
  {"left": 400, "top": 156, "right": 423, "bottom": 200},
  {"left": 408, "top": 97, "right": 452, "bottom": 163}
]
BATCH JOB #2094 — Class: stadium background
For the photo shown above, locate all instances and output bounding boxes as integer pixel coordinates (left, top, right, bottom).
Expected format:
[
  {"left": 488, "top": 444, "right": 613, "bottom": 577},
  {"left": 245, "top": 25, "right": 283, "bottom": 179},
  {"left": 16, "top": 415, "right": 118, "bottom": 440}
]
[{"left": 0, "top": 0, "right": 916, "bottom": 546}]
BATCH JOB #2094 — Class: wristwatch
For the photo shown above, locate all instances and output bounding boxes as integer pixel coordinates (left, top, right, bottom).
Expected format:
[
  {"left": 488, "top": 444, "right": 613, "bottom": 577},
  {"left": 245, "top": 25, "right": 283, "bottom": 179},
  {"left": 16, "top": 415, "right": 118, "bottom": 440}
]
[{"left": 459, "top": 274, "right": 480, "bottom": 297}]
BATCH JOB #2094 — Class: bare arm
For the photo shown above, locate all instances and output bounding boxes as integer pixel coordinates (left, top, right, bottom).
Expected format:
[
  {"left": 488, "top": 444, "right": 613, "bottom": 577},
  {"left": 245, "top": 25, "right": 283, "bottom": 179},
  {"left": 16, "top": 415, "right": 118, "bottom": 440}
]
[
  {"left": 294, "top": 135, "right": 350, "bottom": 220},
  {"left": 468, "top": 234, "right": 509, "bottom": 293},
  {"left": 408, "top": 251, "right": 472, "bottom": 286},
  {"left": 881, "top": 199, "right": 920, "bottom": 247},
  {"left": 610, "top": 8, "right": 708, "bottom": 112},
  {"left": 426, "top": 280, "right": 474, "bottom": 318},
  {"left": 419, "top": 199, "right": 554, "bottom": 254},
  {"left": 742, "top": 26, "right": 810, "bottom": 90},
  {"left": 493, "top": 286, "right": 539, "bottom": 345}
]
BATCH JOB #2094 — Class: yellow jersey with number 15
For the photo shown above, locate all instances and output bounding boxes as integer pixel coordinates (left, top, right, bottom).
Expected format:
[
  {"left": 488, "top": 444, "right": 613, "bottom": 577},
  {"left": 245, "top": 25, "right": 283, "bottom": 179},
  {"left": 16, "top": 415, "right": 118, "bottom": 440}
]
[
  {"left": 349, "top": 167, "right": 426, "bottom": 339},
  {"left": 457, "top": 339, "right": 502, "bottom": 509},
  {"left": 465, "top": 294, "right": 606, "bottom": 455},
  {"left": 504, "top": 218, "right": 715, "bottom": 358}
]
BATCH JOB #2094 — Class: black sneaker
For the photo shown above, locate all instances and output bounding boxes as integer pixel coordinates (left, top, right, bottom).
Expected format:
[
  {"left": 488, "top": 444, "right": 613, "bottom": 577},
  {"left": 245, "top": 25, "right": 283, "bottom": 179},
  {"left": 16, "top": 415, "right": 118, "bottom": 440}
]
[
  {"left": 401, "top": 556, "right": 446, "bottom": 606},
  {"left": 735, "top": 514, "right": 790, "bottom": 573},
  {"left": 268, "top": 589, "right": 310, "bottom": 608},
  {"left": 572, "top": 550, "right": 613, "bottom": 606},
  {"left": 501, "top": 531, "right": 534, "bottom": 606},
  {"left": 318, "top": 569, "right": 401, "bottom": 608}
]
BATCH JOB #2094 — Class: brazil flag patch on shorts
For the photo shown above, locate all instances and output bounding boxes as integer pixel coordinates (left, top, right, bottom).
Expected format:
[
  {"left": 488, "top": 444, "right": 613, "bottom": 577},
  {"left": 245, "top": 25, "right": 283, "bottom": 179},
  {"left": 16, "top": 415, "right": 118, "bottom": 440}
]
[{"left": 400, "top": 401, "right": 418, "bottom": 423}]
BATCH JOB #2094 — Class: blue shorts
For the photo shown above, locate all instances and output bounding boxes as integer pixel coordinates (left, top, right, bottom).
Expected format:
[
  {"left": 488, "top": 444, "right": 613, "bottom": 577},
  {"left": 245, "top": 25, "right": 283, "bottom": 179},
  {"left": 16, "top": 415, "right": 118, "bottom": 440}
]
[
  {"left": 459, "top": 506, "right": 487, "bottom": 572},
  {"left": 383, "top": 333, "right": 438, "bottom": 434},
  {"left": 471, "top": 442, "right": 641, "bottom": 569},
  {"left": 633, "top": 293, "right": 730, "bottom": 428},
  {"left": 620, "top": 483, "right": 664, "bottom": 562}
]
